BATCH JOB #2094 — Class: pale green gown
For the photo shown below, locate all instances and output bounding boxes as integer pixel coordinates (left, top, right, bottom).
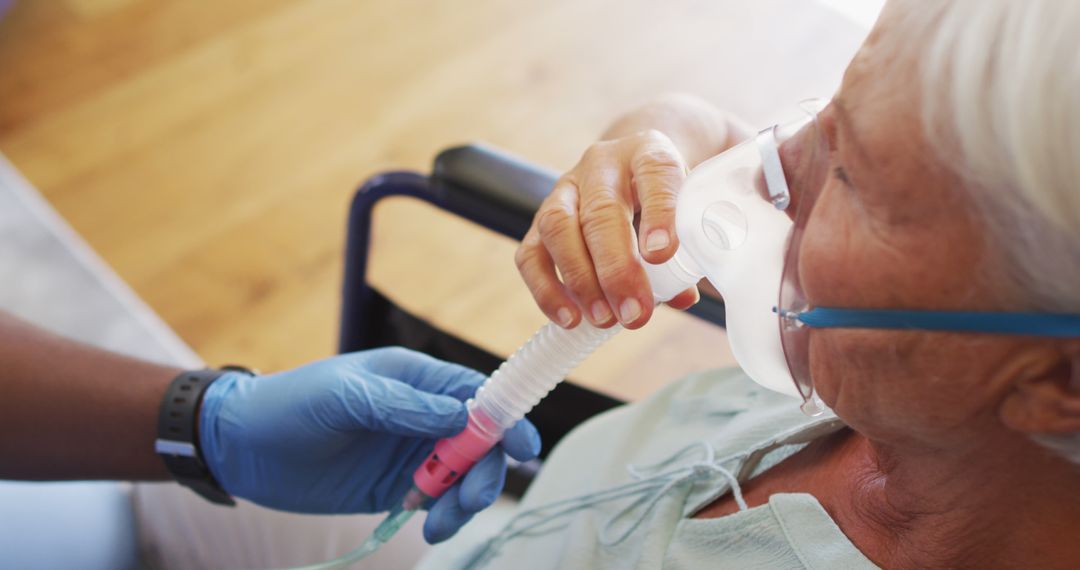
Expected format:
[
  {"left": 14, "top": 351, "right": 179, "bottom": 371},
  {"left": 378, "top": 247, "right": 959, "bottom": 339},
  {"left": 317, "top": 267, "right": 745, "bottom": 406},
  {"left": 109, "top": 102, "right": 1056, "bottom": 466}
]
[{"left": 417, "top": 368, "right": 880, "bottom": 569}]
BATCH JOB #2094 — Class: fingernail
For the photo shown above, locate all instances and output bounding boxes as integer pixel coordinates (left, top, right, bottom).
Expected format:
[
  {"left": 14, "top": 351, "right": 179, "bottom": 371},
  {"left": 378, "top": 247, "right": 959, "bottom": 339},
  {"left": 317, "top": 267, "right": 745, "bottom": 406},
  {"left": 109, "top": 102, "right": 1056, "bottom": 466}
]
[
  {"left": 619, "top": 298, "right": 642, "bottom": 323},
  {"left": 645, "top": 229, "right": 670, "bottom": 252},
  {"left": 556, "top": 307, "right": 574, "bottom": 328},
  {"left": 590, "top": 300, "right": 612, "bottom": 324}
]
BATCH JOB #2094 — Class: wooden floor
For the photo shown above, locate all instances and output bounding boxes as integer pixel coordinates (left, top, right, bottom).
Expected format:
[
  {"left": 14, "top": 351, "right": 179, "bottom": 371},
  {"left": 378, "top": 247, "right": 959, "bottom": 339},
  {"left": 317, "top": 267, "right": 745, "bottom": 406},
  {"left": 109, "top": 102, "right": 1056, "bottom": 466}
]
[{"left": 0, "top": 0, "right": 866, "bottom": 401}]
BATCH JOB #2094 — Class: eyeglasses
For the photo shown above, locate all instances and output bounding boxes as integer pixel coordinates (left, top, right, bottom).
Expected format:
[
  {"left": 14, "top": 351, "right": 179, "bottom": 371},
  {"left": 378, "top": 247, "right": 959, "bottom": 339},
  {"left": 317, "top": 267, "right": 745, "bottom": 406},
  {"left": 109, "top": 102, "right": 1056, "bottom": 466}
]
[{"left": 764, "top": 101, "right": 1080, "bottom": 416}]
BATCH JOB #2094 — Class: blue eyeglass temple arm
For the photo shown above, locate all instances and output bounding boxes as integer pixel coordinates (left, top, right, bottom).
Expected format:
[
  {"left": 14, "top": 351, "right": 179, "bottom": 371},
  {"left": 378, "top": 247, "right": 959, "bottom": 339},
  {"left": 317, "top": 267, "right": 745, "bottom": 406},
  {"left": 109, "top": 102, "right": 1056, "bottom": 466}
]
[{"left": 796, "top": 307, "right": 1080, "bottom": 338}]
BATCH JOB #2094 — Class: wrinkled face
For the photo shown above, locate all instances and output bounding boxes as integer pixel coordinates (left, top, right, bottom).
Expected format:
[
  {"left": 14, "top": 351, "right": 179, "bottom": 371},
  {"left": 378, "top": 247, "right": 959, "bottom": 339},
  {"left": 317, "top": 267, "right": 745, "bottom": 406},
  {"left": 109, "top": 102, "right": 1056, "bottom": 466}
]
[{"left": 793, "top": 3, "right": 1025, "bottom": 448}]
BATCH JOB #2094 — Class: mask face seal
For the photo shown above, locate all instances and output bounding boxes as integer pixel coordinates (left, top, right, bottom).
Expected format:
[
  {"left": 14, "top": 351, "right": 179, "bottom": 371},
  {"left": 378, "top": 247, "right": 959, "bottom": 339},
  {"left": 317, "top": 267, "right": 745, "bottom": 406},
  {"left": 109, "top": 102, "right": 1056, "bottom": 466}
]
[
  {"left": 647, "top": 99, "right": 1080, "bottom": 416},
  {"left": 648, "top": 102, "right": 828, "bottom": 415}
]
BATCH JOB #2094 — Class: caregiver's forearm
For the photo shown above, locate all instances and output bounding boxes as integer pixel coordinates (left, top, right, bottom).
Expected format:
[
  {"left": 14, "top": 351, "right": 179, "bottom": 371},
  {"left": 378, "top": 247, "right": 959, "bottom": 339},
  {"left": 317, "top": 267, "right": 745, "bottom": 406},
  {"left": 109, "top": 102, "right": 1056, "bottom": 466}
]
[{"left": 0, "top": 310, "right": 180, "bottom": 480}]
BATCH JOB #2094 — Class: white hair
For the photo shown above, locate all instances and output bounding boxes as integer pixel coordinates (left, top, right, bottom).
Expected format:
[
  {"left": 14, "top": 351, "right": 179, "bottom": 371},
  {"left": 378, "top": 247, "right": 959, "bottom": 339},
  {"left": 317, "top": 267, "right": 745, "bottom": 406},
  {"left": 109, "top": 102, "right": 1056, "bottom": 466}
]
[{"left": 894, "top": 0, "right": 1080, "bottom": 463}]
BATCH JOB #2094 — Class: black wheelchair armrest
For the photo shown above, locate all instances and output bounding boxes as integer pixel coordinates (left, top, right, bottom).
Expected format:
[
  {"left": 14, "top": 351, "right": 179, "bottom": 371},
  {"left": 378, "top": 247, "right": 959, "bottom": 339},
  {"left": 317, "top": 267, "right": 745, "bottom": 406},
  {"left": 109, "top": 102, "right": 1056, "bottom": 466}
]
[{"left": 432, "top": 144, "right": 558, "bottom": 240}]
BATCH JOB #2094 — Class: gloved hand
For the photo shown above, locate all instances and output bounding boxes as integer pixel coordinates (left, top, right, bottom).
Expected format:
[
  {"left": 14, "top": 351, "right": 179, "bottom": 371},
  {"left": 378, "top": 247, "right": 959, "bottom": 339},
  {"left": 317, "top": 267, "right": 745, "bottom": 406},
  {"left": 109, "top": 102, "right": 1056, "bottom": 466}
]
[{"left": 198, "top": 347, "right": 541, "bottom": 543}]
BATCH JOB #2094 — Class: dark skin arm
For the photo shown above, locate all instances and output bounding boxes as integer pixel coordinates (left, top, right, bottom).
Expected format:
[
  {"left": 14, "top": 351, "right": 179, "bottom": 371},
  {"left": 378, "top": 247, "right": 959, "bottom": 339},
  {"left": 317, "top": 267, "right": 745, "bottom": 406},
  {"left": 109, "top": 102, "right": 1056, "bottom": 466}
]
[{"left": 0, "top": 309, "right": 182, "bottom": 480}]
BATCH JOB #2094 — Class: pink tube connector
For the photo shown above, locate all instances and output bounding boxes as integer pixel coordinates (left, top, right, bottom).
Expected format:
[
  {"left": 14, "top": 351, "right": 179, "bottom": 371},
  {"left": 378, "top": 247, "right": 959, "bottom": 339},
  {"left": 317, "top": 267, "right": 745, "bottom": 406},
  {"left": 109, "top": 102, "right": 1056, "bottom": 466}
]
[
  {"left": 413, "top": 318, "right": 623, "bottom": 499},
  {"left": 412, "top": 411, "right": 501, "bottom": 499}
]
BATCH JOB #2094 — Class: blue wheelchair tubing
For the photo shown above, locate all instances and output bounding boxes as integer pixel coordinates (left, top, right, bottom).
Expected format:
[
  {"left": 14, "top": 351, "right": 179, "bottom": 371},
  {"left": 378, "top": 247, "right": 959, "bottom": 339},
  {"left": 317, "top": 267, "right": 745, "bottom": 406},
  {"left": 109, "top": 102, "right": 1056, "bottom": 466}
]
[{"left": 799, "top": 307, "right": 1080, "bottom": 337}]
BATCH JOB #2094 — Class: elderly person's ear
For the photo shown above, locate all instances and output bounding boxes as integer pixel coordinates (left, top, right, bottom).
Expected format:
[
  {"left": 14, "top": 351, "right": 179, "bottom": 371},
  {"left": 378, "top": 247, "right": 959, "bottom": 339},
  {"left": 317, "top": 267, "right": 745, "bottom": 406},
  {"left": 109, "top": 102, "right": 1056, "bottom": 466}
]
[{"left": 998, "top": 342, "right": 1080, "bottom": 435}]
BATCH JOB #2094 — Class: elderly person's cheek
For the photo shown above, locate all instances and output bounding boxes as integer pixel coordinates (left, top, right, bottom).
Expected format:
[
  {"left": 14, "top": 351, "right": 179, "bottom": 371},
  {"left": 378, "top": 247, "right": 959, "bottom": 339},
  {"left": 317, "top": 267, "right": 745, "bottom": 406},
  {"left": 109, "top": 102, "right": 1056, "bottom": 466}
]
[
  {"left": 793, "top": 184, "right": 919, "bottom": 412},
  {"left": 808, "top": 328, "right": 897, "bottom": 418},
  {"left": 798, "top": 215, "right": 930, "bottom": 424},
  {"left": 788, "top": 189, "right": 855, "bottom": 405},
  {"left": 793, "top": 185, "right": 860, "bottom": 308}
]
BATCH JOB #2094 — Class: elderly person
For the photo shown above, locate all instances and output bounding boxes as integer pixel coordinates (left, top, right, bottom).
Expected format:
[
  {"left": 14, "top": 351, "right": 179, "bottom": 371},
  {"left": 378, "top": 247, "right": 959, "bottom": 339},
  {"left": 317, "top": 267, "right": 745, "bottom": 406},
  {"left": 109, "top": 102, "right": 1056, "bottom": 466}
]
[{"left": 419, "top": 0, "right": 1080, "bottom": 568}]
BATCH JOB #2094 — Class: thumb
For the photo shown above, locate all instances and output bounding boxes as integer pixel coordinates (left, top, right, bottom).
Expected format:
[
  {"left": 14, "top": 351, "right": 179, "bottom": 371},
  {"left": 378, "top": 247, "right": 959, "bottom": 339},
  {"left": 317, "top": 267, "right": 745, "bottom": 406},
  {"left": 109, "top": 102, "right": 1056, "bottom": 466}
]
[{"left": 336, "top": 373, "right": 469, "bottom": 439}]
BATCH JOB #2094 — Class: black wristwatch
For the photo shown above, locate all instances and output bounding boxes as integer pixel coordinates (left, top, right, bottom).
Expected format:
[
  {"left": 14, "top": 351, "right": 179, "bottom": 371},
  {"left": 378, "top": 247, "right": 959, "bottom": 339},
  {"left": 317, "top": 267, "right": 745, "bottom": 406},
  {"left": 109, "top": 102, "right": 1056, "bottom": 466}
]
[{"left": 155, "top": 366, "right": 254, "bottom": 506}]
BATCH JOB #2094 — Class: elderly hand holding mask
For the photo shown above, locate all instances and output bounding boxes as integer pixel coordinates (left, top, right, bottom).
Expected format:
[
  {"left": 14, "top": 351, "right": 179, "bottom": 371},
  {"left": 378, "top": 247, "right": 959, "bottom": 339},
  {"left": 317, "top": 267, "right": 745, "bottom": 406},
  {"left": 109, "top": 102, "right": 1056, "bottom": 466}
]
[{"left": 424, "top": 1, "right": 1080, "bottom": 568}]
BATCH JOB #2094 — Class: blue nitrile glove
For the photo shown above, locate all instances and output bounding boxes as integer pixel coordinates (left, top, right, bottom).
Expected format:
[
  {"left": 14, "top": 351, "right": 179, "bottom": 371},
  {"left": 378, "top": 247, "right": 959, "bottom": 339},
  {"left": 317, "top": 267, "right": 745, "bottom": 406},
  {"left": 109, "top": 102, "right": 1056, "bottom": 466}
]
[{"left": 198, "top": 347, "right": 541, "bottom": 543}]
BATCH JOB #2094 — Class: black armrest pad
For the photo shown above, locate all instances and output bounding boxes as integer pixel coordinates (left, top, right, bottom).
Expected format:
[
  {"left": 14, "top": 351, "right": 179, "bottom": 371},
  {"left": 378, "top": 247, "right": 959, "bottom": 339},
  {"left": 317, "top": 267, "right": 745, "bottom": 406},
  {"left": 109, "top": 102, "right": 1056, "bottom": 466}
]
[{"left": 433, "top": 144, "right": 558, "bottom": 240}]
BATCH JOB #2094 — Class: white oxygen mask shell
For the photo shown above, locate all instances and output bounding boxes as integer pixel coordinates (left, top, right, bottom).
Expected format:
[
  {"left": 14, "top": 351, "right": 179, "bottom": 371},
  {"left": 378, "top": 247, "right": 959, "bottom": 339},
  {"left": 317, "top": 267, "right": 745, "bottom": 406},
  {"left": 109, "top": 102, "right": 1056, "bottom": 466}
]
[{"left": 664, "top": 132, "right": 800, "bottom": 399}]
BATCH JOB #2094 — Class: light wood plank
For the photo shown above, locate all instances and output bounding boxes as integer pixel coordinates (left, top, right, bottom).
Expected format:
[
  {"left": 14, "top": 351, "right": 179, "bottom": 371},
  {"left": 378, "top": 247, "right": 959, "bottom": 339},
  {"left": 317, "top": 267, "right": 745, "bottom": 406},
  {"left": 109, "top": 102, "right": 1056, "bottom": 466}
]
[{"left": 0, "top": 0, "right": 866, "bottom": 397}]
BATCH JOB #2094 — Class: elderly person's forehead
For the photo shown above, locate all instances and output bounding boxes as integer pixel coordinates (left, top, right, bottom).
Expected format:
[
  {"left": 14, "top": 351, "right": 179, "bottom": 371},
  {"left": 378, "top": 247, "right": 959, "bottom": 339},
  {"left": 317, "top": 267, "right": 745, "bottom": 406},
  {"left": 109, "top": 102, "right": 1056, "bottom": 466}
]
[{"left": 834, "top": 12, "right": 942, "bottom": 191}]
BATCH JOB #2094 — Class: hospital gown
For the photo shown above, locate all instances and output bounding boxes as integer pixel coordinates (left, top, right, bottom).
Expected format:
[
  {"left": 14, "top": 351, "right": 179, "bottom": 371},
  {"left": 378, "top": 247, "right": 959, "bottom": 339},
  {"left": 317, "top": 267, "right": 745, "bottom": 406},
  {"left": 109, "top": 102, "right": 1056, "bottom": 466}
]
[{"left": 417, "top": 368, "right": 880, "bottom": 569}]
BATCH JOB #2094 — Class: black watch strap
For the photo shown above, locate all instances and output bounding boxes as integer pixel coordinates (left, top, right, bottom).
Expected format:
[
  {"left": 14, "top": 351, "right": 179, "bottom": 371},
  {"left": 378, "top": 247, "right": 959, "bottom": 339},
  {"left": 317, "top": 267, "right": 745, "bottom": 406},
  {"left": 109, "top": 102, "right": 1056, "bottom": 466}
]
[{"left": 155, "top": 367, "right": 252, "bottom": 506}]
